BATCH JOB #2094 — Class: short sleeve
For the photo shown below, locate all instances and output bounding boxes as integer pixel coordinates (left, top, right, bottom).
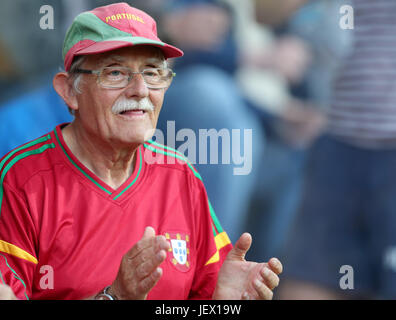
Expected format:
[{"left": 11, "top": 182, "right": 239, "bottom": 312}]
[{"left": 0, "top": 181, "right": 38, "bottom": 300}]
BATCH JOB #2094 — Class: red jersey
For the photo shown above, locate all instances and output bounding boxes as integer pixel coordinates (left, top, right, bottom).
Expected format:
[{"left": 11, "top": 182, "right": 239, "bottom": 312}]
[{"left": 0, "top": 124, "right": 232, "bottom": 300}]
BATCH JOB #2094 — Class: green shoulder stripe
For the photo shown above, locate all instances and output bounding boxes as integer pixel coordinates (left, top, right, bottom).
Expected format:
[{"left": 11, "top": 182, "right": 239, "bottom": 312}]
[
  {"left": 147, "top": 139, "right": 190, "bottom": 162},
  {"left": 208, "top": 199, "right": 223, "bottom": 236},
  {"left": 0, "top": 143, "right": 56, "bottom": 215},
  {"left": 143, "top": 142, "right": 202, "bottom": 181},
  {"left": 0, "top": 135, "right": 51, "bottom": 173}
]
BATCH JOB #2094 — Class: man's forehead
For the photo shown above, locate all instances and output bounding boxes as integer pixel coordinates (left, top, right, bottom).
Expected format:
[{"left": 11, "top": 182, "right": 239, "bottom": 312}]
[
  {"left": 100, "top": 55, "right": 163, "bottom": 65},
  {"left": 91, "top": 46, "right": 165, "bottom": 66}
]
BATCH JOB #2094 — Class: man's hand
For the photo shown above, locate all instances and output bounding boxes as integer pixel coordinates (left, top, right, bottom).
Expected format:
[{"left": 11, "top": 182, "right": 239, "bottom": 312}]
[
  {"left": 109, "top": 226, "right": 170, "bottom": 300},
  {"left": 213, "top": 233, "right": 283, "bottom": 300},
  {"left": 0, "top": 284, "right": 17, "bottom": 300}
]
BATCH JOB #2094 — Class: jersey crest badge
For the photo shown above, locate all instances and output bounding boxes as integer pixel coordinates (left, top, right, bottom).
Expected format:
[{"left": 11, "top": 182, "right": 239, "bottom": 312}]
[{"left": 164, "top": 232, "right": 190, "bottom": 272}]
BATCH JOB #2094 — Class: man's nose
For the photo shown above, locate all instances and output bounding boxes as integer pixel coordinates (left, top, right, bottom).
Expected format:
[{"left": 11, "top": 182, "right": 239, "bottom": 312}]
[{"left": 124, "top": 73, "right": 149, "bottom": 100}]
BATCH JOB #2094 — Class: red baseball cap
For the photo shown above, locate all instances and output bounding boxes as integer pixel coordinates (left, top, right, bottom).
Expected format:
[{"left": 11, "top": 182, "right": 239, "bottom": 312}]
[{"left": 63, "top": 2, "right": 184, "bottom": 71}]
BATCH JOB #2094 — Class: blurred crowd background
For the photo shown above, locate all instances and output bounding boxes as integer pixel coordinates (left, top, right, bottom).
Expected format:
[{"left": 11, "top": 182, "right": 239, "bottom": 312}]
[{"left": 3, "top": 0, "right": 396, "bottom": 299}]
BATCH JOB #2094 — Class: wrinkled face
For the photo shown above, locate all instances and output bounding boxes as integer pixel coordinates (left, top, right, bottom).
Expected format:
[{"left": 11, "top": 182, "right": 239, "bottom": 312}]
[{"left": 74, "top": 46, "right": 167, "bottom": 147}]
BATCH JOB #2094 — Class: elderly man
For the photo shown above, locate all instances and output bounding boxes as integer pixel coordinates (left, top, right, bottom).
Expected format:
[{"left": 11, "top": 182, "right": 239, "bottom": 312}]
[{"left": 0, "top": 3, "right": 282, "bottom": 300}]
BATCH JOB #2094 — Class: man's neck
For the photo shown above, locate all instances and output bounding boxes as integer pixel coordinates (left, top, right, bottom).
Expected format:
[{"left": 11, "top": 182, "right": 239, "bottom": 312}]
[{"left": 61, "top": 122, "right": 138, "bottom": 190}]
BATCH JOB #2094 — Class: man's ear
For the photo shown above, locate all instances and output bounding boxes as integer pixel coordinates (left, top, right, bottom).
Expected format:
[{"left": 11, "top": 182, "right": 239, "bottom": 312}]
[{"left": 53, "top": 72, "right": 79, "bottom": 112}]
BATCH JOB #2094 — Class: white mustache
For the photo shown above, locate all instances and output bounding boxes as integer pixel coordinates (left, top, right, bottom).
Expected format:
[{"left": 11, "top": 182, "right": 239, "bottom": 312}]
[{"left": 112, "top": 97, "right": 154, "bottom": 114}]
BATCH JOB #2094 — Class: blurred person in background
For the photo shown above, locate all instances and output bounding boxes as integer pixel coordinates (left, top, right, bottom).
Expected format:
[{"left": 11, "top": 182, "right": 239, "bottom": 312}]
[
  {"left": 0, "top": 0, "right": 66, "bottom": 103},
  {"left": 0, "top": 38, "right": 20, "bottom": 104},
  {"left": 224, "top": 0, "right": 327, "bottom": 261},
  {"left": 0, "top": 0, "right": 90, "bottom": 155},
  {"left": 278, "top": 0, "right": 396, "bottom": 299}
]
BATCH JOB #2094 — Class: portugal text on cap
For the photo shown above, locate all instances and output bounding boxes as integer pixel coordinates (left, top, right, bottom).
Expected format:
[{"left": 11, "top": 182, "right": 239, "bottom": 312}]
[{"left": 105, "top": 13, "right": 145, "bottom": 24}]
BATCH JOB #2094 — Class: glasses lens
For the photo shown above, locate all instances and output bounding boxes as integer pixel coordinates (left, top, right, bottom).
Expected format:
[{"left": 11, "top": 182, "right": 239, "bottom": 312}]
[
  {"left": 143, "top": 68, "right": 173, "bottom": 88},
  {"left": 100, "top": 67, "right": 129, "bottom": 88}
]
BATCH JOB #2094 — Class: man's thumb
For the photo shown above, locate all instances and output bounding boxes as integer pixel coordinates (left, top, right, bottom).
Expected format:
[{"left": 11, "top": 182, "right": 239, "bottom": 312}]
[
  {"left": 227, "top": 232, "right": 252, "bottom": 261},
  {"left": 142, "top": 226, "right": 156, "bottom": 239}
]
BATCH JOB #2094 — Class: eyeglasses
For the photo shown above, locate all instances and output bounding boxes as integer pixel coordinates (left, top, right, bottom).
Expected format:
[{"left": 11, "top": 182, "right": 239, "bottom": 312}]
[{"left": 74, "top": 66, "right": 176, "bottom": 89}]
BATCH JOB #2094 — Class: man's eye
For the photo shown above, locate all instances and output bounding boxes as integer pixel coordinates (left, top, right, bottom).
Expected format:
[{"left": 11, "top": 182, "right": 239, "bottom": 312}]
[
  {"left": 109, "top": 70, "right": 123, "bottom": 77},
  {"left": 144, "top": 70, "right": 160, "bottom": 77},
  {"left": 103, "top": 68, "right": 126, "bottom": 77}
]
